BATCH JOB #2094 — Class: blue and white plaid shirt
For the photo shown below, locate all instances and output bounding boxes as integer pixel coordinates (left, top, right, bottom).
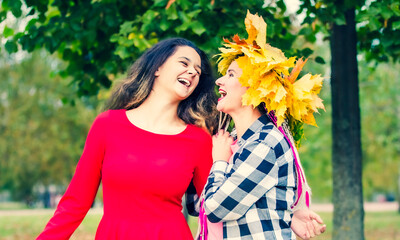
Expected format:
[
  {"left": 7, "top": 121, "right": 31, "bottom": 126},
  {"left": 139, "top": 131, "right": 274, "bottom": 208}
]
[{"left": 204, "top": 115, "right": 297, "bottom": 240}]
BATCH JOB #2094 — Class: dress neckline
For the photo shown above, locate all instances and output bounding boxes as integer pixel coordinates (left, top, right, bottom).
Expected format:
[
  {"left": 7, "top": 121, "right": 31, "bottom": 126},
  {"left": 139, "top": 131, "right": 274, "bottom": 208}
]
[{"left": 122, "top": 109, "right": 189, "bottom": 136}]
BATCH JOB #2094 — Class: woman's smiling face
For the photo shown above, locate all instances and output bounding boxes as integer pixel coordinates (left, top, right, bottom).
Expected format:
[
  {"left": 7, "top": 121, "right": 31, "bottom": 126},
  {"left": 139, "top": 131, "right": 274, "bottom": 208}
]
[
  {"left": 154, "top": 46, "right": 202, "bottom": 101},
  {"left": 215, "top": 61, "right": 247, "bottom": 114}
]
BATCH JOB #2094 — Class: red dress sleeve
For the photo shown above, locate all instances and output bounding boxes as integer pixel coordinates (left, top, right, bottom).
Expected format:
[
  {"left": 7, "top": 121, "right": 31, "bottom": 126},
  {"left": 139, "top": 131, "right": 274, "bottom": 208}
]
[
  {"left": 192, "top": 131, "right": 213, "bottom": 196},
  {"left": 36, "top": 113, "right": 106, "bottom": 240}
]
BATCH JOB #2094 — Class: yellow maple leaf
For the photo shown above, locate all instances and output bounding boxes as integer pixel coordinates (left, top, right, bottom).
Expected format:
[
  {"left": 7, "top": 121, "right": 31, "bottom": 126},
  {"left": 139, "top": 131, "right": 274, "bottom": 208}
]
[{"left": 244, "top": 10, "right": 267, "bottom": 48}]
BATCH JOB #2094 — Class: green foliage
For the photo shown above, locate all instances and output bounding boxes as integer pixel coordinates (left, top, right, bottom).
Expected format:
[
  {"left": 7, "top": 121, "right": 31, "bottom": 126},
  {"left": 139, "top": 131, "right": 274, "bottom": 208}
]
[
  {"left": 359, "top": 60, "right": 400, "bottom": 199},
  {"left": 293, "top": 40, "right": 333, "bottom": 202},
  {"left": 0, "top": 51, "right": 100, "bottom": 203},
  {"left": 357, "top": 1, "right": 400, "bottom": 62},
  {"left": 295, "top": 0, "right": 400, "bottom": 203},
  {"left": 298, "top": 0, "right": 400, "bottom": 63},
  {"left": 1, "top": 0, "right": 306, "bottom": 98}
]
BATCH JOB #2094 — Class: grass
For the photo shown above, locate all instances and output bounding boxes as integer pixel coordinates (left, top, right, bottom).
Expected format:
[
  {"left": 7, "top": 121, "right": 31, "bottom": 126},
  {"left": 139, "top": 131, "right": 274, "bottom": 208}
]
[
  {"left": 0, "top": 202, "right": 29, "bottom": 210},
  {"left": 0, "top": 209, "right": 399, "bottom": 239},
  {"left": 303, "top": 211, "right": 400, "bottom": 240}
]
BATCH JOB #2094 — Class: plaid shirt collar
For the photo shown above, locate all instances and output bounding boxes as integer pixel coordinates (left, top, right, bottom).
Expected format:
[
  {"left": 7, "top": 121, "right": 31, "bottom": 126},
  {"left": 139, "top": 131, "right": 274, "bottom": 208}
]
[{"left": 237, "top": 114, "right": 272, "bottom": 146}]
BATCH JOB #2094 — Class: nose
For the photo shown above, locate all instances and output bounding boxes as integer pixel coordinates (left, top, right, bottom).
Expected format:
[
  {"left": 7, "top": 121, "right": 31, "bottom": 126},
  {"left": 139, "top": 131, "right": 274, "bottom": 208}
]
[
  {"left": 187, "top": 66, "right": 197, "bottom": 76},
  {"left": 215, "top": 75, "right": 224, "bottom": 86}
]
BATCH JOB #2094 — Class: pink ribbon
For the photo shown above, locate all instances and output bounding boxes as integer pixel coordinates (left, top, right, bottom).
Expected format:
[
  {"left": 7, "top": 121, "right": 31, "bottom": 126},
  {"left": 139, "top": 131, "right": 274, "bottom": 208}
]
[
  {"left": 268, "top": 112, "right": 309, "bottom": 208},
  {"left": 199, "top": 199, "right": 208, "bottom": 240}
]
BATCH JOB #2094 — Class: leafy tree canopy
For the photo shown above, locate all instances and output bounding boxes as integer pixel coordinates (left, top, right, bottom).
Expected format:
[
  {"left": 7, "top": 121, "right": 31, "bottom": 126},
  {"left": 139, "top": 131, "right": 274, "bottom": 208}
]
[
  {"left": 298, "top": 0, "right": 400, "bottom": 62},
  {"left": 1, "top": 0, "right": 315, "bottom": 99}
]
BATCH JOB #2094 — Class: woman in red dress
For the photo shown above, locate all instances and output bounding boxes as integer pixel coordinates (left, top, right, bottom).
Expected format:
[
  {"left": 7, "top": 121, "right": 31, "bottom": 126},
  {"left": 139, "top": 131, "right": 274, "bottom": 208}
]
[{"left": 36, "top": 38, "right": 217, "bottom": 240}]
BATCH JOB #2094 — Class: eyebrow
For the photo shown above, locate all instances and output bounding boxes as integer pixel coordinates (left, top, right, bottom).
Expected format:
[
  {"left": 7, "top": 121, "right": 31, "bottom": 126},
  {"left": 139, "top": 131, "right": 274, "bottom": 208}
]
[
  {"left": 179, "top": 57, "right": 201, "bottom": 70},
  {"left": 227, "top": 69, "right": 237, "bottom": 74}
]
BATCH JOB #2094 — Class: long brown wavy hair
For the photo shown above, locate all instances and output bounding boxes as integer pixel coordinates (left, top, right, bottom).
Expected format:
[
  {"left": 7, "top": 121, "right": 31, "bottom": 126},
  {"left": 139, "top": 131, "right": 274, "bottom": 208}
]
[{"left": 106, "top": 38, "right": 218, "bottom": 134}]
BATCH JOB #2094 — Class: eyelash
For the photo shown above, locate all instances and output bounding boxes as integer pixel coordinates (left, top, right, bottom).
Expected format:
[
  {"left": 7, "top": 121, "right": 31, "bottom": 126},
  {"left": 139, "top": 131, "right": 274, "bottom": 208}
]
[{"left": 180, "top": 61, "right": 201, "bottom": 75}]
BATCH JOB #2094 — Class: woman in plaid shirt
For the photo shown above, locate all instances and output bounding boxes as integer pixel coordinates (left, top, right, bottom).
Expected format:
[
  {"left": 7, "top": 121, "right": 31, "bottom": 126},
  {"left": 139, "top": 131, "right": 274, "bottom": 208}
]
[{"left": 201, "top": 11, "right": 326, "bottom": 240}]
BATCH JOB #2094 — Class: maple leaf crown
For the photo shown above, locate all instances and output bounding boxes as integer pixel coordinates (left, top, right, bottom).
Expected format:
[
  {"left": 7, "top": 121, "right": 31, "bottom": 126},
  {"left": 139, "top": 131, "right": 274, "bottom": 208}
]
[{"left": 216, "top": 10, "right": 325, "bottom": 146}]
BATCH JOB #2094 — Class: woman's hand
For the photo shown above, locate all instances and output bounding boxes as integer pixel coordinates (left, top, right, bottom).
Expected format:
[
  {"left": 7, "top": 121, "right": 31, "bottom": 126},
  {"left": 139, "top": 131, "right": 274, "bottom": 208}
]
[
  {"left": 291, "top": 209, "right": 326, "bottom": 239},
  {"left": 212, "top": 130, "right": 234, "bottom": 163}
]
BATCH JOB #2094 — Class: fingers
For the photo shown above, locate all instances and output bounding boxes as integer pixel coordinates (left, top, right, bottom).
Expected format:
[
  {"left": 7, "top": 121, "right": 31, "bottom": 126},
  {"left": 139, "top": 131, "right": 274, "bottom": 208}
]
[
  {"left": 212, "top": 130, "right": 233, "bottom": 162},
  {"left": 310, "top": 211, "right": 324, "bottom": 224},
  {"left": 306, "top": 221, "right": 316, "bottom": 238},
  {"left": 216, "top": 129, "right": 231, "bottom": 137},
  {"left": 302, "top": 229, "right": 311, "bottom": 240},
  {"left": 320, "top": 224, "right": 327, "bottom": 233},
  {"left": 312, "top": 219, "right": 322, "bottom": 235},
  {"left": 213, "top": 130, "right": 233, "bottom": 143},
  {"left": 309, "top": 210, "right": 326, "bottom": 236}
]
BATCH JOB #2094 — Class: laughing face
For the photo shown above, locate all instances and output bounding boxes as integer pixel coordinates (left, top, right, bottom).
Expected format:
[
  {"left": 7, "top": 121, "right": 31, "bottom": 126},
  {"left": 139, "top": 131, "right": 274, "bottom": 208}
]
[
  {"left": 215, "top": 61, "right": 247, "bottom": 114},
  {"left": 154, "top": 46, "right": 202, "bottom": 101}
]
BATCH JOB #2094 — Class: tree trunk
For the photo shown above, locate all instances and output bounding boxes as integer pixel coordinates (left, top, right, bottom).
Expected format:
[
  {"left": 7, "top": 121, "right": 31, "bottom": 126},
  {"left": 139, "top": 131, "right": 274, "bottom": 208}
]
[{"left": 330, "top": 8, "right": 365, "bottom": 240}]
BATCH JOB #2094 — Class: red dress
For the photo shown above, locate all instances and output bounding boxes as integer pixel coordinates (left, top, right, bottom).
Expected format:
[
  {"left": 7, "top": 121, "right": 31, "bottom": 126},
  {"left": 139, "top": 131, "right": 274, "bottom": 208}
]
[{"left": 37, "top": 109, "right": 213, "bottom": 239}]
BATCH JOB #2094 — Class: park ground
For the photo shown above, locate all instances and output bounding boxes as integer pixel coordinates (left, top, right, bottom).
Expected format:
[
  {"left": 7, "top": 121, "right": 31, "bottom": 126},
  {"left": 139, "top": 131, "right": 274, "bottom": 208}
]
[{"left": 0, "top": 202, "right": 399, "bottom": 240}]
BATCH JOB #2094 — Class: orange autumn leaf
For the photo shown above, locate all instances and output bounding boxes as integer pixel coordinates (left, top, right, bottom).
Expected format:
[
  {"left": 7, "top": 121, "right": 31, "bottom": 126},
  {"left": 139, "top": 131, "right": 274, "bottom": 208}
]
[
  {"left": 216, "top": 10, "right": 325, "bottom": 144},
  {"left": 232, "top": 35, "right": 247, "bottom": 45},
  {"left": 287, "top": 58, "right": 308, "bottom": 83},
  {"left": 165, "top": 0, "right": 176, "bottom": 9}
]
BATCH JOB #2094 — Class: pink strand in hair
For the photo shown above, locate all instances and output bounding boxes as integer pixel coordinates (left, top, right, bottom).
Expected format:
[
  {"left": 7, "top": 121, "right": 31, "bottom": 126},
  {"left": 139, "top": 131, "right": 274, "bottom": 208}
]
[{"left": 268, "top": 111, "right": 310, "bottom": 208}]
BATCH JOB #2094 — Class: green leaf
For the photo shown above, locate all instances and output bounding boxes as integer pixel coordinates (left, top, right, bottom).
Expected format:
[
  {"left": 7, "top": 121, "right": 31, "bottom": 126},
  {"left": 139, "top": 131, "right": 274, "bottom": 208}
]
[
  {"left": 368, "top": 18, "right": 381, "bottom": 31},
  {"left": 187, "top": 9, "right": 202, "bottom": 18},
  {"left": 390, "top": 3, "right": 400, "bottom": 16},
  {"left": 110, "top": 34, "right": 120, "bottom": 43},
  {"left": 315, "top": 56, "right": 326, "bottom": 64},
  {"left": 179, "top": 0, "right": 192, "bottom": 10},
  {"left": 301, "top": 47, "right": 313, "bottom": 57},
  {"left": 159, "top": 18, "right": 170, "bottom": 31},
  {"left": 175, "top": 21, "right": 191, "bottom": 33},
  {"left": 5, "top": 40, "right": 18, "bottom": 53},
  {"left": 393, "top": 20, "right": 400, "bottom": 30},
  {"left": 305, "top": 34, "right": 316, "bottom": 43},
  {"left": 114, "top": 45, "right": 131, "bottom": 59},
  {"left": 166, "top": 5, "right": 178, "bottom": 20},
  {"left": 153, "top": 0, "right": 168, "bottom": 7},
  {"left": 381, "top": 6, "right": 394, "bottom": 19},
  {"left": 333, "top": 16, "right": 346, "bottom": 25},
  {"left": 3, "top": 0, "right": 23, "bottom": 18},
  {"left": 3, "top": 26, "right": 14, "bottom": 38},
  {"left": 299, "top": 27, "right": 312, "bottom": 36},
  {"left": 190, "top": 21, "right": 206, "bottom": 36},
  {"left": 120, "top": 21, "right": 135, "bottom": 35},
  {"left": 143, "top": 10, "right": 159, "bottom": 24}
]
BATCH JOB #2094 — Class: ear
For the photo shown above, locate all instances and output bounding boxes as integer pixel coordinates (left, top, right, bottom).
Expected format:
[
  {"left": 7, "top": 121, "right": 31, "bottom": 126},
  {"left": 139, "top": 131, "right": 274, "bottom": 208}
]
[{"left": 155, "top": 68, "right": 160, "bottom": 77}]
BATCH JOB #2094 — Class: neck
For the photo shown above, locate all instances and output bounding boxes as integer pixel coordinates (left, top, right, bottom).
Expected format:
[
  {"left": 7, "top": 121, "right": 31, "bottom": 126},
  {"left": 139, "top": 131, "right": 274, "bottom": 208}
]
[
  {"left": 230, "top": 106, "right": 262, "bottom": 140},
  {"left": 128, "top": 91, "right": 185, "bottom": 133}
]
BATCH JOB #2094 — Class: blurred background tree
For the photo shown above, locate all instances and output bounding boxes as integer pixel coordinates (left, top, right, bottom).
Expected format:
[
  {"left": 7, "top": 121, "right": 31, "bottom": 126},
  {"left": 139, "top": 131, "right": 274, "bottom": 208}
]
[
  {"left": 0, "top": 50, "right": 99, "bottom": 205},
  {"left": 296, "top": 0, "right": 400, "bottom": 238}
]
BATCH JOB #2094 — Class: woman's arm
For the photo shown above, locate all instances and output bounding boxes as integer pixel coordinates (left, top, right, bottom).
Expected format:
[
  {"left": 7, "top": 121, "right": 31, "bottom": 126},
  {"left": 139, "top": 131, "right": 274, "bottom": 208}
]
[
  {"left": 185, "top": 132, "right": 213, "bottom": 216},
  {"left": 204, "top": 131, "right": 291, "bottom": 223},
  {"left": 36, "top": 114, "right": 106, "bottom": 239}
]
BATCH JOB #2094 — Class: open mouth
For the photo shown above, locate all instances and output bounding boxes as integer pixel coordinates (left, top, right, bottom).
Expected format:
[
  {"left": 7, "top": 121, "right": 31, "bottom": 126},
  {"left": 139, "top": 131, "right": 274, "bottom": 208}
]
[
  {"left": 178, "top": 78, "right": 191, "bottom": 87},
  {"left": 218, "top": 89, "right": 227, "bottom": 100}
]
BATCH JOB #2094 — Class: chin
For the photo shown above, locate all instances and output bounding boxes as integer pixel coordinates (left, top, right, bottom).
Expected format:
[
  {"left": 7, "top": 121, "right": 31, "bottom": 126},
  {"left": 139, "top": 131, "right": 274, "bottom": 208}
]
[
  {"left": 176, "top": 91, "right": 193, "bottom": 100},
  {"left": 216, "top": 105, "right": 228, "bottom": 114}
]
